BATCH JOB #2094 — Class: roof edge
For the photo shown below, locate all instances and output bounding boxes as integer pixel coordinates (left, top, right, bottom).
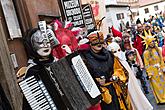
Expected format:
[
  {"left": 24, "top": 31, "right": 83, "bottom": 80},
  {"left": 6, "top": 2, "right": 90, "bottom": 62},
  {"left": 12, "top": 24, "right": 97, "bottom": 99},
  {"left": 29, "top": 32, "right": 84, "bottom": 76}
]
[{"left": 106, "top": 4, "right": 129, "bottom": 8}]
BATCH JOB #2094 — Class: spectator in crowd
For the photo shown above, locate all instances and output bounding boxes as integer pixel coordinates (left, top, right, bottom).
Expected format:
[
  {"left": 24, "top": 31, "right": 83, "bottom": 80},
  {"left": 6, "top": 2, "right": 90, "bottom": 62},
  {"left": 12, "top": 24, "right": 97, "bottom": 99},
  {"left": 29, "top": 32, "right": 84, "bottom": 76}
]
[
  {"left": 125, "top": 50, "right": 149, "bottom": 94},
  {"left": 133, "top": 23, "right": 145, "bottom": 58}
]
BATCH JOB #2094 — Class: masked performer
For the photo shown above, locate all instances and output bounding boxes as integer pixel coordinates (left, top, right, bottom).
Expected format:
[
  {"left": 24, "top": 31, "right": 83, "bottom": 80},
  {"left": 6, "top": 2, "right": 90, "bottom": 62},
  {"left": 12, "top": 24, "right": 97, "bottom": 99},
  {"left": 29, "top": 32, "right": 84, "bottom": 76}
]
[
  {"left": 107, "top": 42, "right": 153, "bottom": 110},
  {"left": 23, "top": 27, "right": 68, "bottom": 110},
  {"left": 81, "top": 31, "right": 127, "bottom": 110},
  {"left": 122, "top": 33, "right": 144, "bottom": 69},
  {"left": 143, "top": 35, "right": 165, "bottom": 104},
  {"left": 125, "top": 50, "right": 149, "bottom": 94},
  {"left": 51, "top": 20, "right": 79, "bottom": 60}
]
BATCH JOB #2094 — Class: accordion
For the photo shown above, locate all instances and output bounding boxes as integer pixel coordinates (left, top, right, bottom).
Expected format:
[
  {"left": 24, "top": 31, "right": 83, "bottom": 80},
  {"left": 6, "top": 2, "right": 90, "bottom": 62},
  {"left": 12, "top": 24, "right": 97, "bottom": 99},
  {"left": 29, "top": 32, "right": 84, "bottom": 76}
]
[
  {"left": 19, "top": 53, "right": 101, "bottom": 110},
  {"left": 19, "top": 75, "right": 57, "bottom": 110}
]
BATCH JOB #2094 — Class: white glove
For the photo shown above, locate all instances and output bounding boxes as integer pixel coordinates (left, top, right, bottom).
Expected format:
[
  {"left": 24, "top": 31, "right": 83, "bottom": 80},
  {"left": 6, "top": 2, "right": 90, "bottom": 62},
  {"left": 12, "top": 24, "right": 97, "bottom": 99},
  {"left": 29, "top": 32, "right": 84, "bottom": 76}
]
[{"left": 162, "top": 68, "right": 165, "bottom": 72}]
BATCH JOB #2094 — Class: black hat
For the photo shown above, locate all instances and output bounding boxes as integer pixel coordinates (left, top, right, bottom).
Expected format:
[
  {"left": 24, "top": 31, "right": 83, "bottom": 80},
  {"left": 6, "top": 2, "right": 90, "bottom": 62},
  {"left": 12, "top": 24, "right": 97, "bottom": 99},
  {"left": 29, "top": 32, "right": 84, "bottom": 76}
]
[{"left": 125, "top": 50, "right": 135, "bottom": 58}]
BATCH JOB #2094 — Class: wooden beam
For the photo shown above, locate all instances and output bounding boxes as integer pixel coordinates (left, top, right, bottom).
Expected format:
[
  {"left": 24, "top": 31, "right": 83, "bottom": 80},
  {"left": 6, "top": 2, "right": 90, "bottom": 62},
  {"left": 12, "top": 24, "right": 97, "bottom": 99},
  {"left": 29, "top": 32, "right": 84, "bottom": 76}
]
[
  {"left": 12, "top": 0, "right": 32, "bottom": 35},
  {"left": 0, "top": 18, "right": 22, "bottom": 110}
]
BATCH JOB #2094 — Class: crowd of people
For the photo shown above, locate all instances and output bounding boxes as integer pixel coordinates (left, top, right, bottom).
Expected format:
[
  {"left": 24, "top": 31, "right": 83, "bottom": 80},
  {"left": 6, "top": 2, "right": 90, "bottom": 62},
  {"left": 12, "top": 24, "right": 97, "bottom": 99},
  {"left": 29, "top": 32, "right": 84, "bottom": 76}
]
[
  {"left": 89, "top": 13, "right": 165, "bottom": 109},
  {"left": 16, "top": 12, "right": 165, "bottom": 110}
]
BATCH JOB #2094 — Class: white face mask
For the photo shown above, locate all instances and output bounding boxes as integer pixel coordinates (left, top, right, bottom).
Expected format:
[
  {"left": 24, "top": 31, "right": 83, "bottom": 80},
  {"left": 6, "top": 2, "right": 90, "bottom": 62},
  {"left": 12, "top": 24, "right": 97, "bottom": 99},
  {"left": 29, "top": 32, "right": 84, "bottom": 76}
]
[
  {"left": 114, "top": 50, "right": 123, "bottom": 60},
  {"left": 31, "top": 30, "right": 51, "bottom": 57},
  {"left": 107, "top": 42, "right": 124, "bottom": 60},
  {"left": 37, "top": 47, "right": 51, "bottom": 57}
]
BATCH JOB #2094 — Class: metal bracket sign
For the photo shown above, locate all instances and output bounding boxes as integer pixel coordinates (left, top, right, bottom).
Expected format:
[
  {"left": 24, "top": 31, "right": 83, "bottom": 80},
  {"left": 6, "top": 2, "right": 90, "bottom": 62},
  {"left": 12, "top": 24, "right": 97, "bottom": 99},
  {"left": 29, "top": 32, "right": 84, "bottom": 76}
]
[
  {"left": 59, "top": 0, "right": 85, "bottom": 28},
  {"left": 0, "top": 0, "right": 22, "bottom": 39},
  {"left": 82, "top": 4, "right": 96, "bottom": 31}
]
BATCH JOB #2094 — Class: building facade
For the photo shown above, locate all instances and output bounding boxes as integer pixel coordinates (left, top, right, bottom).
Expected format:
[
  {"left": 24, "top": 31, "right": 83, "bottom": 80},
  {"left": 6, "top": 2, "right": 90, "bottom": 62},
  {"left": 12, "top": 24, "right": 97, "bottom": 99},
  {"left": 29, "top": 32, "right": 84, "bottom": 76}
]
[
  {"left": 106, "top": 4, "right": 130, "bottom": 31},
  {"left": 105, "top": 0, "right": 165, "bottom": 31},
  {"left": 116, "top": 0, "right": 165, "bottom": 23},
  {"left": 105, "top": 0, "right": 131, "bottom": 31},
  {"left": 137, "top": 0, "right": 165, "bottom": 22}
]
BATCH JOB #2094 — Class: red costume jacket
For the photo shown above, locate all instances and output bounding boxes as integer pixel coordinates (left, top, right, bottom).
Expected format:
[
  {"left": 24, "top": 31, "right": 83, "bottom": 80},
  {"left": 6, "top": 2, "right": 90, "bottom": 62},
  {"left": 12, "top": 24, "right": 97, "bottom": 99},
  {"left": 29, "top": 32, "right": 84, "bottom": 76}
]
[
  {"left": 51, "top": 20, "right": 78, "bottom": 59},
  {"left": 134, "top": 34, "right": 144, "bottom": 56}
]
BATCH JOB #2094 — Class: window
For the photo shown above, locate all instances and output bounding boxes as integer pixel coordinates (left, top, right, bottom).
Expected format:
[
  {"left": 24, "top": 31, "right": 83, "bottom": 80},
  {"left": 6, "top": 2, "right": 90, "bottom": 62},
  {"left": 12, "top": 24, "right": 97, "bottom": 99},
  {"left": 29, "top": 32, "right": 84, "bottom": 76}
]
[
  {"left": 144, "top": 8, "right": 149, "bottom": 14},
  {"left": 116, "top": 13, "right": 124, "bottom": 20},
  {"left": 154, "top": 5, "right": 159, "bottom": 11}
]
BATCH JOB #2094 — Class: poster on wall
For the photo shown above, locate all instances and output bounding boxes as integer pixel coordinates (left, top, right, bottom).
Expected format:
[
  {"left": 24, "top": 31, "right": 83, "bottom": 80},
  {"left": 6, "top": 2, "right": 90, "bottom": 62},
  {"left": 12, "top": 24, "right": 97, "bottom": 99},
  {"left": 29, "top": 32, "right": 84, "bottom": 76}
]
[
  {"left": 59, "top": 0, "right": 85, "bottom": 28},
  {"left": 82, "top": 4, "right": 96, "bottom": 32}
]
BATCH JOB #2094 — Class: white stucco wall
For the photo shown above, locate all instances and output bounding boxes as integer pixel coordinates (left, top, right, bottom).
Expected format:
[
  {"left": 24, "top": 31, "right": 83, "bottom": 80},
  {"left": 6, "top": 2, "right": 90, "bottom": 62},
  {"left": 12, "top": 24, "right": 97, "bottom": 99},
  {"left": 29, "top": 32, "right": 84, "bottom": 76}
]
[
  {"left": 106, "top": 6, "right": 131, "bottom": 31},
  {"left": 135, "top": 1, "right": 165, "bottom": 23},
  {"left": 105, "top": 0, "right": 117, "bottom": 5}
]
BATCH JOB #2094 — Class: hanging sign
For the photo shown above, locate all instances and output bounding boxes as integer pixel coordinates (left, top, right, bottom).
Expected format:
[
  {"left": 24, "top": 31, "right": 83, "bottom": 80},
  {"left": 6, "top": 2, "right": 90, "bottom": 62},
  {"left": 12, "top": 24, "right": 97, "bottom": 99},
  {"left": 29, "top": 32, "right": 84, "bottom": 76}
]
[
  {"left": 82, "top": 4, "right": 96, "bottom": 31},
  {"left": 60, "top": 0, "right": 85, "bottom": 28}
]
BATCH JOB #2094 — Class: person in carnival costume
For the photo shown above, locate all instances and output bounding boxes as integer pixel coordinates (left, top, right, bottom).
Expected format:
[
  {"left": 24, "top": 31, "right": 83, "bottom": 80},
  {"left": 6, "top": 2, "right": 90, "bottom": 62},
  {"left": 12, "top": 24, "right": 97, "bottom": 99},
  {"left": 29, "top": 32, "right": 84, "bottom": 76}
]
[
  {"left": 142, "top": 31, "right": 165, "bottom": 104},
  {"left": 51, "top": 20, "right": 79, "bottom": 60},
  {"left": 81, "top": 31, "right": 121, "bottom": 110},
  {"left": 122, "top": 33, "right": 144, "bottom": 69},
  {"left": 125, "top": 50, "right": 149, "bottom": 94},
  {"left": 133, "top": 23, "right": 145, "bottom": 58},
  {"left": 122, "top": 32, "right": 149, "bottom": 94},
  {"left": 107, "top": 42, "right": 153, "bottom": 110},
  {"left": 22, "top": 21, "right": 68, "bottom": 110},
  {"left": 154, "top": 26, "right": 164, "bottom": 47}
]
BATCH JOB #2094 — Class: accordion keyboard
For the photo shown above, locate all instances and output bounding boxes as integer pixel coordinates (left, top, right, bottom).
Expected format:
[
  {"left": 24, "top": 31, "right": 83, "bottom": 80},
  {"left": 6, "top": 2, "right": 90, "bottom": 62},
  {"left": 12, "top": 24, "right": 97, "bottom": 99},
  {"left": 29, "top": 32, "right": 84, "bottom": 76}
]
[{"left": 19, "top": 76, "right": 57, "bottom": 110}]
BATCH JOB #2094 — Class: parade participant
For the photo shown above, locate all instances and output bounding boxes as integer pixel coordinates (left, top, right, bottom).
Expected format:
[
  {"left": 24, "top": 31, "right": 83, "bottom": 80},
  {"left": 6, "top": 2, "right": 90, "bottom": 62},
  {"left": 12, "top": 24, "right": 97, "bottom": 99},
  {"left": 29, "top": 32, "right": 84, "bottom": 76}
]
[
  {"left": 144, "top": 23, "right": 151, "bottom": 33},
  {"left": 143, "top": 35, "right": 165, "bottom": 104},
  {"left": 161, "top": 27, "right": 165, "bottom": 61},
  {"left": 136, "top": 18, "right": 141, "bottom": 24},
  {"left": 122, "top": 33, "right": 144, "bottom": 69},
  {"left": 121, "top": 32, "right": 131, "bottom": 51},
  {"left": 111, "top": 26, "right": 122, "bottom": 38},
  {"left": 120, "top": 19, "right": 127, "bottom": 32},
  {"left": 154, "top": 26, "right": 164, "bottom": 47},
  {"left": 107, "top": 42, "right": 153, "bottom": 110},
  {"left": 107, "top": 42, "right": 131, "bottom": 110},
  {"left": 22, "top": 27, "right": 68, "bottom": 110},
  {"left": 81, "top": 31, "right": 121, "bottom": 110},
  {"left": 105, "top": 34, "right": 114, "bottom": 45},
  {"left": 155, "top": 15, "right": 164, "bottom": 29},
  {"left": 133, "top": 23, "right": 145, "bottom": 57},
  {"left": 123, "top": 35, "right": 149, "bottom": 94},
  {"left": 51, "top": 20, "right": 79, "bottom": 60},
  {"left": 125, "top": 50, "right": 149, "bottom": 94},
  {"left": 123, "top": 33, "right": 148, "bottom": 94},
  {"left": 114, "top": 37, "right": 122, "bottom": 47}
]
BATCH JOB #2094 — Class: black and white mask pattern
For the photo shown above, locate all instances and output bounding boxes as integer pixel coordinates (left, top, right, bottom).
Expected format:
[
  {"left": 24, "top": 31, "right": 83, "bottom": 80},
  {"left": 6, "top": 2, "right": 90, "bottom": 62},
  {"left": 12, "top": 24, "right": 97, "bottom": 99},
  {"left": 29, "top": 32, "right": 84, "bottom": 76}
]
[{"left": 31, "top": 30, "right": 51, "bottom": 57}]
